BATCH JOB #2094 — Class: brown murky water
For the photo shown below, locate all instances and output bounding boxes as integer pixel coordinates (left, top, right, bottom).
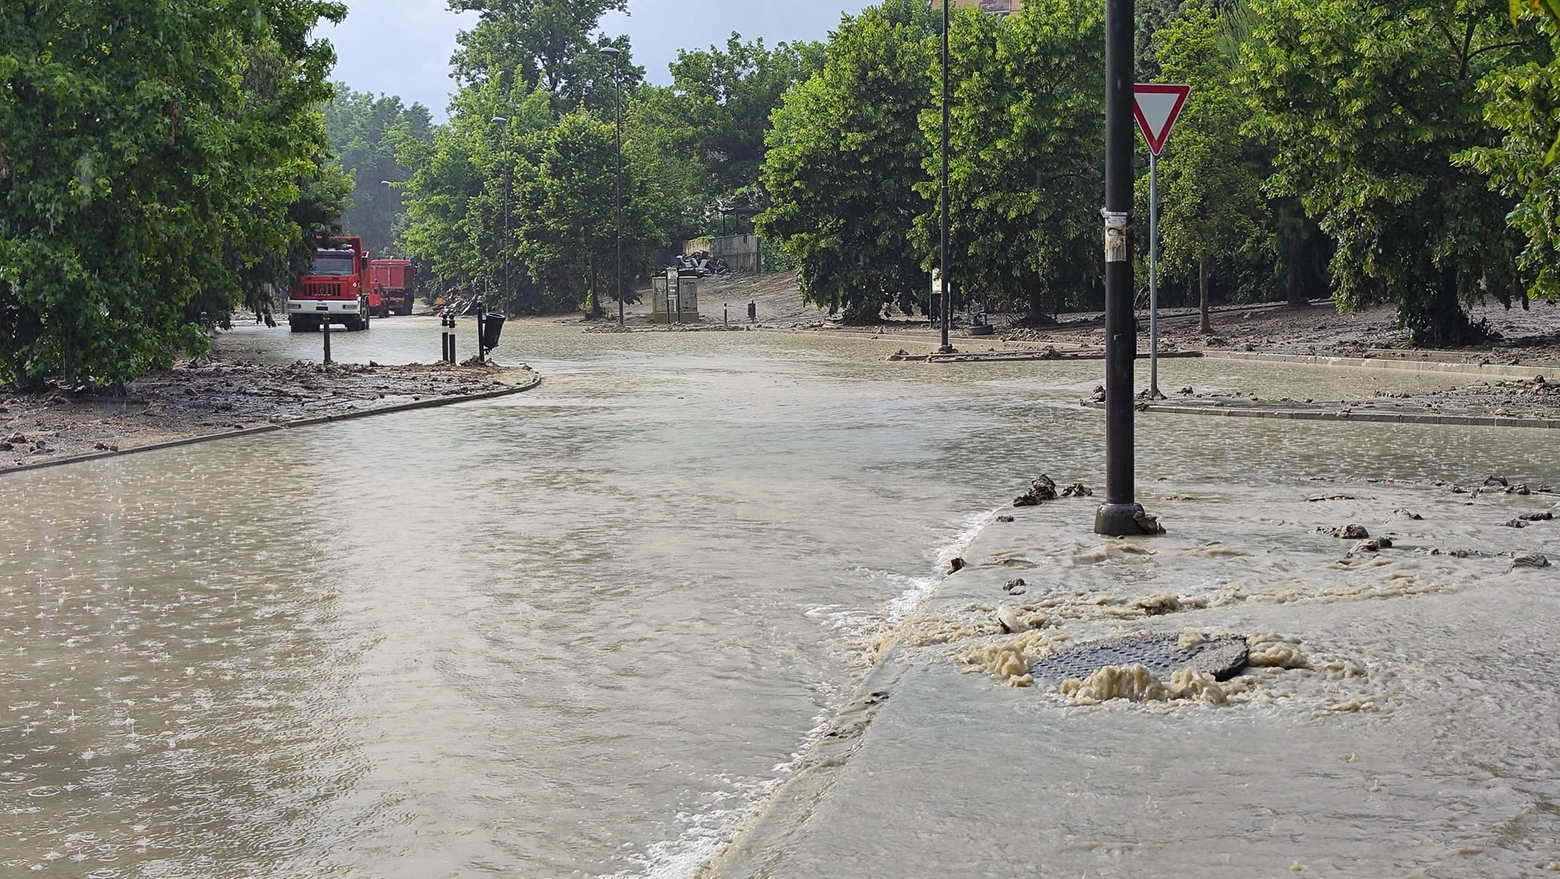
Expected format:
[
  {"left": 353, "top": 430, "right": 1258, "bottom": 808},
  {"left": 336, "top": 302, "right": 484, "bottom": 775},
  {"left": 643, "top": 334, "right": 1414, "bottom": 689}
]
[{"left": 2, "top": 321, "right": 1556, "bottom": 877}]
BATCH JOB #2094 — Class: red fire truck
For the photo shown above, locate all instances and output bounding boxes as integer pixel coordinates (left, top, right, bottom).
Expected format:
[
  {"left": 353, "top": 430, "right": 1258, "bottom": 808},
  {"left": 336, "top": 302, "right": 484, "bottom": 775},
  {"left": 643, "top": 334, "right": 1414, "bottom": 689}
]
[
  {"left": 369, "top": 259, "right": 416, "bottom": 317},
  {"left": 287, "top": 236, "right": 377, "bottom": 332}
]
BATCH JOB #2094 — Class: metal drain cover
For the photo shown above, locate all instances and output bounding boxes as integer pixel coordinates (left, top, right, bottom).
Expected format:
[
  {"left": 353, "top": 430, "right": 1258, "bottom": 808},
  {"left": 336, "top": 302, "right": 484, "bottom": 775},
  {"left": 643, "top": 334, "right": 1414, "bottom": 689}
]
[{"left": 1029, "top": 633, "right": 1248, "bottom": 686}]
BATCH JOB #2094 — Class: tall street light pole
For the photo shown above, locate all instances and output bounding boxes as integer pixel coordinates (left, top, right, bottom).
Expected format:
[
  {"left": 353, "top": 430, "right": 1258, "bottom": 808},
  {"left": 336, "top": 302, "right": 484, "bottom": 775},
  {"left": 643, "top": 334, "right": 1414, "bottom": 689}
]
[
  {"left": 491, "top": 116, "right": 510, "bottom": 311},
  {"left": 1094, "top": 0, "right": 1146, "bottom": 536},
  {"left": 379, "top": 180, "right": 396, "bottom": 255},
  {"left": 938, "top": 0, "right": 953, "bottom": 354},
  {"left": 601, "top": 45, "right": 625, "bottom": 329}
]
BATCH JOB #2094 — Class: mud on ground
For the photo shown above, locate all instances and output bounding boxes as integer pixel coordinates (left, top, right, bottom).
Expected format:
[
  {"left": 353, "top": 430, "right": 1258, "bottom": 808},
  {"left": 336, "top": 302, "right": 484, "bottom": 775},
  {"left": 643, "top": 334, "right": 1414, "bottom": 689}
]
[{"left": 1, "top": 360, "right": 533, "bottom": 471}]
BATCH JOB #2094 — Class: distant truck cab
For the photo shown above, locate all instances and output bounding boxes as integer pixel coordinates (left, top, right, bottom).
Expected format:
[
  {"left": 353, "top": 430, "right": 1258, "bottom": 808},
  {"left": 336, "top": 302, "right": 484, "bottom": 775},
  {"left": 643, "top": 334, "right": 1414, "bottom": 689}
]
[
  {"left": 369, "top": 258, "right": 416, "bottom": 317},
  {"left": 287, "top": 236, "right": 374, "bottom": 332}
]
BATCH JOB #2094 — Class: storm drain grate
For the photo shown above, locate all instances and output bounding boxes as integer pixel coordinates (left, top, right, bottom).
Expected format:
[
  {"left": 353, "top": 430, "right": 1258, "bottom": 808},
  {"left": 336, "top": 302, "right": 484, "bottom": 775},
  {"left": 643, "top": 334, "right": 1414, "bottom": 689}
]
[{"left": 1029, "top": 633, "right": 1248, "bottom": 686}]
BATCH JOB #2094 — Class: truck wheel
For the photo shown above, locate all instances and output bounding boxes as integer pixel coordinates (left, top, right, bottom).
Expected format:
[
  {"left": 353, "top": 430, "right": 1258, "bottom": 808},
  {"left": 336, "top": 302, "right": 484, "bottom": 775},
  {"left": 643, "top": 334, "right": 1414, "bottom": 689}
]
[
  {"left": 363, "top": 310, "right": 371, "bottom": 330},
  {"left": 289, "top": 315, "right": 304, "bottom": 333}
]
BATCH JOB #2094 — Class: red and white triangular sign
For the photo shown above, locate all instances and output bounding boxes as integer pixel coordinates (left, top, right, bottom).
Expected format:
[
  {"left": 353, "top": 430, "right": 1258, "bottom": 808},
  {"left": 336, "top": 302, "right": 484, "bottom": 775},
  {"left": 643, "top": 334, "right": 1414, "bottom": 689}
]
[{"left": 1133, "top": 84, "right": 1191, "bottom": 156}]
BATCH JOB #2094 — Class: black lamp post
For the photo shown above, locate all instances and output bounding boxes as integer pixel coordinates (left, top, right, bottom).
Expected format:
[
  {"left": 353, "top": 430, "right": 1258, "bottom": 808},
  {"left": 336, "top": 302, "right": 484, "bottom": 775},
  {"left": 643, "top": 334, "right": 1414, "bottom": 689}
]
[
  {"left": 600, "top": 45, "right": 625, "bottom": 329},
  {"left": 1094, "top": 0, "right": 1146, "bottom": 536},
  {"left": 491, "top": 115, "right": 510, "bottom": 311},
  {"left": 938, "top": 0, "right": 953, "bottom": 354}
]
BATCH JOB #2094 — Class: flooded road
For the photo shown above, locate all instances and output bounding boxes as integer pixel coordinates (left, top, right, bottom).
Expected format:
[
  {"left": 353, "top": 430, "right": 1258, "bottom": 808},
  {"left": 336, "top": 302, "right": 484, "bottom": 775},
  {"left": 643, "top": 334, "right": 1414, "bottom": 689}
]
[{"left": 2, "top": 320, "right": 1556, "bottom": 877}]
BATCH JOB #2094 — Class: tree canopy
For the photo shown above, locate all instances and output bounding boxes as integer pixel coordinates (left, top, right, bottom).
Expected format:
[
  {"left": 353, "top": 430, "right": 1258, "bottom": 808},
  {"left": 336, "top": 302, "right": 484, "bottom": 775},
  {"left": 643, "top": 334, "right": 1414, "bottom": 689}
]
[
  {"left": 325, "top": 87, "right": 434, "bottom": 259},
  {"left": 13, "top": 0, "right": 1560, "bottom": 386},
  {"left": 1242, "top": 0, "right": 1549, "bottom": 344},
  {"left": 759, "top": 0, "right": 938, "bottom": 323},
  {"left": 1, "top": 0, "right": 348, "bottom": 385}
]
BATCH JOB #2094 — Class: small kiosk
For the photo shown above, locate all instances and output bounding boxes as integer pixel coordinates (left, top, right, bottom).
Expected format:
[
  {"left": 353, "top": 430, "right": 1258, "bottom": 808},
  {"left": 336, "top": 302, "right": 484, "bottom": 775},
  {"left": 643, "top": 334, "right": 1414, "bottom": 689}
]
[{"left": 652, "top": 269, "right": 700, "bottom": 324}]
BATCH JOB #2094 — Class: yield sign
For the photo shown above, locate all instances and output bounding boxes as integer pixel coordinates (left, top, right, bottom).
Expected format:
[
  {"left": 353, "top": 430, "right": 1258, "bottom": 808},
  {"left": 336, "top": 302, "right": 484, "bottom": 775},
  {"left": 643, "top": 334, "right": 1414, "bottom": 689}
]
[{"left": 1133, "top": 83, "right": 1191, "bottom": 156}]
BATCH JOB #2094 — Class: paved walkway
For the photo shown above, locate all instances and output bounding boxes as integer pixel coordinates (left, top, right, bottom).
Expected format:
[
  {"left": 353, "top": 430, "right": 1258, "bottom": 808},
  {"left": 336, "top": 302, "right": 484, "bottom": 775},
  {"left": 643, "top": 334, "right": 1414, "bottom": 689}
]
[{"left": 707, "top": 479, "right": 1560, "bottom": 878}]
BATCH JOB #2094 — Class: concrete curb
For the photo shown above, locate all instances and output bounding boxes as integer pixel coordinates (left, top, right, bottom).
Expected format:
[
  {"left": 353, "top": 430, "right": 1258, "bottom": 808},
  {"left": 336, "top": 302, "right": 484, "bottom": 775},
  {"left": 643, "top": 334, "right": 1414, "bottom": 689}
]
[
  {"left": 1091, "top": 400, "right": 1560, "bottom": 430},
  {"left": 0, "top": 369, "right": 543, "bottom": 477},
  {"left": 1202, "top": 350, "right": 1556, "bottom": 379},
  {"left": 700, "top": 658, "right": 909, "bottom": 879}
]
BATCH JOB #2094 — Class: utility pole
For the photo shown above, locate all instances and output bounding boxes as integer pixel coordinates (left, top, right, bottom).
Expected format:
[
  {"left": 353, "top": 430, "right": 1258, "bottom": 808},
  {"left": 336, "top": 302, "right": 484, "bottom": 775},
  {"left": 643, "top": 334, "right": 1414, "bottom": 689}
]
[
  {"left": 1095, "top": 0, "right": 1146, "bottom": 536},
  {"left": 601, "top": 45, "right": 625, "bottom": 329},
  {"left": 491, "top": 116, "right": 510, "bottom": 311},
  {"left": 938, "top": 0, "right": 953, "bottom": 354}
]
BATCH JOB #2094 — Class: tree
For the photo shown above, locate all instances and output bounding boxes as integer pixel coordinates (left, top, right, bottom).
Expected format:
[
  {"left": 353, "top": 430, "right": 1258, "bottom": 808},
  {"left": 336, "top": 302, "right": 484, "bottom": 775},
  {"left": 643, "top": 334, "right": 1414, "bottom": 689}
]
[
  {"left": 1242, "top": 0, "right": 1548, "bottom": 346},
  {"left": 325, "top": 87, "right": 434, "bottom": 258},
  {"left": 666, "top": 35, "right": 825, "bottom": 224},
  {"left": 911, "top": 0, "right": 1105, "bottom": 322},
  {"left": 448, "top": 0, "right": 636, "bottom": 115},
  {"left": 760, "top": 0, "right": 938, "bottom": 323},
  {"left": 1463, "top": 11, "right": 1560, "bottom": 304},
  {"left": 0, "top": 0, "right": 346, "bottom": 385},
  {"left": 1153, "top": 0, "right": 1265, "bottom": 333},
  {"left": 509, "top": 109, "right": 660, "bottom": 316},
  {"left": 399, "top": 83, "right": 553, "bottom": 309}
]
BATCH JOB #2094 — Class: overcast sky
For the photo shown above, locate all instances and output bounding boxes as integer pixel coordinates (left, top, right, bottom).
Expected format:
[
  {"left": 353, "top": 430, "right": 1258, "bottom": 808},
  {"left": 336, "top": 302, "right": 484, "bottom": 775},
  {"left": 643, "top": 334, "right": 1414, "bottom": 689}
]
[{"left": 321, "top": 0, "right": 874, "bottom": 120}]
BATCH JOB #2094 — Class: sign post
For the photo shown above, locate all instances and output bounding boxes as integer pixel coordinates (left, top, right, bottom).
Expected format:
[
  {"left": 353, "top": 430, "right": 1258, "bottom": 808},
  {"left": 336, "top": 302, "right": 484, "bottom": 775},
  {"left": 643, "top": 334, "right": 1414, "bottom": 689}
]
[{"left": 1133, "top": 83, "right": 1190, "bottom": 400}]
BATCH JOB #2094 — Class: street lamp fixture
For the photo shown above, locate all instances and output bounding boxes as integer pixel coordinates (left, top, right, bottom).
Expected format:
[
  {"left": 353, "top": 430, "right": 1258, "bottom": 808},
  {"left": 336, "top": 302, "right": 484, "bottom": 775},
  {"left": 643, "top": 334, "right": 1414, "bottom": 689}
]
[{"left": 600, "top": 45, "right": 625, "bottom": 329}]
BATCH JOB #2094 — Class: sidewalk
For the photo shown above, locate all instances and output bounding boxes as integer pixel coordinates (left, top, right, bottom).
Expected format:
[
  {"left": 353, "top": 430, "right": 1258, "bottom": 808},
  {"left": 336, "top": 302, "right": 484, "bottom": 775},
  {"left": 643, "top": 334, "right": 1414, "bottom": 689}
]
[{"left": 707, "top": 478, "right": 1560, "bottom": 878}]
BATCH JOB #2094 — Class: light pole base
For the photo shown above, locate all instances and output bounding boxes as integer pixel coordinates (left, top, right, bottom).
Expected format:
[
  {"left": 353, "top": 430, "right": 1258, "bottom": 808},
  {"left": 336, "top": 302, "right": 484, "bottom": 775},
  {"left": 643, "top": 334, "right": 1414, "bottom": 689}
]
[{"left": 1094, "top": 502, "right": 1148, "bottom": 536}]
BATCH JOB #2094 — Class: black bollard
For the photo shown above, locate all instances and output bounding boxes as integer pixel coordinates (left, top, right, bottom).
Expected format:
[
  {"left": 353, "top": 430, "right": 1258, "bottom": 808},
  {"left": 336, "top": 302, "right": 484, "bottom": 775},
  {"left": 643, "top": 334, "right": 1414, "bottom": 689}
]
[
  {"left": 322, "top": 318, "right": 332, "bottom": 364},
  {"left": 724, "top": 303, "right": 729, "bottom": 328}
]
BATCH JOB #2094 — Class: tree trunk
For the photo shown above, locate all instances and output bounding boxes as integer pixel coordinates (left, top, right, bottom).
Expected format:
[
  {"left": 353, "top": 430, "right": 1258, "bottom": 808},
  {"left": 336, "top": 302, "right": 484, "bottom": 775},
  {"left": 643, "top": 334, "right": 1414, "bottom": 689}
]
[
  {"left": 1402, "top": 265, "right": 1482, "bottom": 347},
  {"left": 1284, "top": 232, "right": 1307, "bottom": 306},
  {"left": 587, "top": 261, "right": 602, "bottom": 320},
  {"left": 1198, "top": 255, "right": 1212, "bottom": 335}
]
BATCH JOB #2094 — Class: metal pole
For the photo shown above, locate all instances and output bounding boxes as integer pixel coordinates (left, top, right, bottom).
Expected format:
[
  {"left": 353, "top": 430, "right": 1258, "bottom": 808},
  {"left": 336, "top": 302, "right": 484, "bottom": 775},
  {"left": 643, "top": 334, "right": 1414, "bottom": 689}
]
[
  {"left": 503, "top": 180, "right": 509, "bottom": 310},
  {"left": 322, "top": 318, "right": 332, "bottom": 364},
  {"left": 938, "top": 0, "right": 953, "bottom": 354},
  {"left": 1095, "top": 0, "right": 1145, "bottom": 536},
  {"left": 615, "top": 56, "right": 625, "bottom": 329},
  {"left": 491, "top": 116, "right": 510, "bottom": 313},
  {"left": 1149, "top": 150, "right": 1160, "bottom": 399}
]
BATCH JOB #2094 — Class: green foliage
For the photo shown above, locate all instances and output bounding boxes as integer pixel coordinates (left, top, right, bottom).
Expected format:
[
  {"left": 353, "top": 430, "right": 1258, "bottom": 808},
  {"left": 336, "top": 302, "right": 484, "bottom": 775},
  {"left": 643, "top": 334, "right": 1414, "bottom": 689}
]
[
  {"left": 666, "top": 35, "right": 825, "bottom": 226},
  {"left": 399, "top": 83, "right": 552, "bottom": 306},
  {"left": 1465, "top": 31, "right": 1560, "bottom": 302},
  {"left": 325, "top": 86, "right": 434, "bottom": 258},
  {"left": 399, "top": 0, "right": 684, "bottom": 314},
  {"left": 1151, "top": 0, "right": 1267, "bottom": 325},
  {"left": 0, "top": 0, "right": 346, "bottom": 385},
  {"left": 913, "top": 0, "right": 1106, "bottom": 321},
  {"left": 1242, "top": 0, "right": 1548, "bottom": 346},
  {"left": 509, "top": 110, "right": 659, "bottom": 315},
  {"left": 760, "top": 0, "right": 938, "bottom": 323},
  {"left": 449, "top": 0, "right": 636, "bottom": 115}
]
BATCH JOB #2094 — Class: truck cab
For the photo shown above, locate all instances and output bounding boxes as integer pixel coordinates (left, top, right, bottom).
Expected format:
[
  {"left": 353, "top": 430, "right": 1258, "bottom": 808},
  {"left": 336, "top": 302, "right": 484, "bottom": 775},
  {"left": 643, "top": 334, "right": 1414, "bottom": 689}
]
[{"left": 287, "top": 237, "right": 373, "bottom": 332}]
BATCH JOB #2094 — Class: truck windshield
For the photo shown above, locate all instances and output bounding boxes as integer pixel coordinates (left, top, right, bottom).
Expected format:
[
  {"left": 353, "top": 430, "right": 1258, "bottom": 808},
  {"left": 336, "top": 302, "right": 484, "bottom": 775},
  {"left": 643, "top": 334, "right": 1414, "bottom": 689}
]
[{"left": 310, "top": 252, "right": 357, "bottom": 276}]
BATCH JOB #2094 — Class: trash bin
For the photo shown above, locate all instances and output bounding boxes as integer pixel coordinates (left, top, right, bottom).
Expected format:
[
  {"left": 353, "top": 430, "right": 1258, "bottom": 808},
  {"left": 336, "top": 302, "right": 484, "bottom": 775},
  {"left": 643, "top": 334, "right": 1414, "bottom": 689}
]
[{"left": 480, "top": 313, "right": 506, "bottom": 354}]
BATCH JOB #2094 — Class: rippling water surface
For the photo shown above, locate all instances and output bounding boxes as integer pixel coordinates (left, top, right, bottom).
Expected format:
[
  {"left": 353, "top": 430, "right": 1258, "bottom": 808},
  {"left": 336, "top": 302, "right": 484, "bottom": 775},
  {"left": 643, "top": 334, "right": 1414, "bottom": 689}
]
[{"left": 1, "top": 320, "right": 1555, "bottom": 877}]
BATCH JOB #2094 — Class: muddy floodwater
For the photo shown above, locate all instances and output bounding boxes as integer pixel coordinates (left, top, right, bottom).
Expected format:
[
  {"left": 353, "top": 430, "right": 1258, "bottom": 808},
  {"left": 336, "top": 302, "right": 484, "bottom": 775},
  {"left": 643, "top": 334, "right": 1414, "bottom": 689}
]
[{"left": 2, "top": 319, "right": 1557, "bottom": 877}]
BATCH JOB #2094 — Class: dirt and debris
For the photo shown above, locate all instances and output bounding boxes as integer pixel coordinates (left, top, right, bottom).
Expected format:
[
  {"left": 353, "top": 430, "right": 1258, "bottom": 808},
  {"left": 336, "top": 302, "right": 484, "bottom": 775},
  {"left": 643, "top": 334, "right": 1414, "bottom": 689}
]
[
  {"left": 1013, "top": 474, "right": 1059, "bottom": 507},
  {"left": 1, "top": 359, "right": 534, "bottom": 471}
]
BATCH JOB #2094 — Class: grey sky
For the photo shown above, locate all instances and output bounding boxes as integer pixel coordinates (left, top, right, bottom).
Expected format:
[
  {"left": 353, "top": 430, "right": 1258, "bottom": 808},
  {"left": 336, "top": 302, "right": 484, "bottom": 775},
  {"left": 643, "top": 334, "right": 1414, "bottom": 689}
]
[{"left": 321, "top": 0, "right": 874, "bottom": 120}]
